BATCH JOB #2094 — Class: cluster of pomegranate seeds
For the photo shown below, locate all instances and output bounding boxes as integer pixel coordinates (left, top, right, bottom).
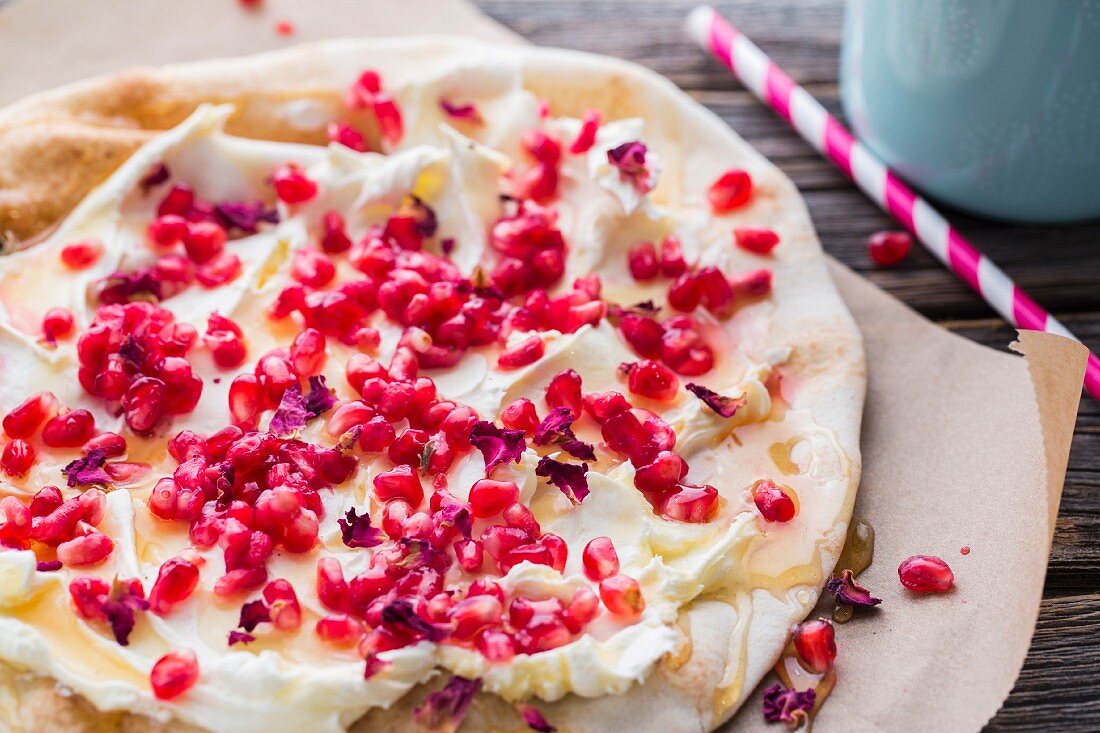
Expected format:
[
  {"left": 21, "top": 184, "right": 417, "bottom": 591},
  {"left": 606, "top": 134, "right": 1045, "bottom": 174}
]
[
  {"left": 488, "top": 200, "right": 569, "bottom": 297},
  {"left": 513, "top": 130, "right": 562, "bottom": 203},
  {"left": 0, "top": 487, "right": 113, "bottom": 566},
  {"left": 344, "top": 70, "right": 404, "bottom": 149},
  {"left": 76, "top": 301, "right": 202, "bottom": 433},
  {"left": 617, "top": 310, "right": 716, "bottom": 376},
  {"left": 897, "top": 554, "right": 954, "bottom": 593},
  {"left": 868, "top": 230, "right": 913, "bottom": 267}
]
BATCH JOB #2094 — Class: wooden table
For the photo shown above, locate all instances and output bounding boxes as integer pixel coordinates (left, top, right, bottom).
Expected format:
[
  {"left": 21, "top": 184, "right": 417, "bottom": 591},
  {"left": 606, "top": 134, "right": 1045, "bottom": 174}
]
[{"left": 472, "top": 1, "right": 1100, "bottom": 729}]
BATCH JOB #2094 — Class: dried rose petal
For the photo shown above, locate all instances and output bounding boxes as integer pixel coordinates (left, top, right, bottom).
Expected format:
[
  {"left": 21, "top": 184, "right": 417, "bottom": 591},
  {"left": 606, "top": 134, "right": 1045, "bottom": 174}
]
[
  {"left": 685, "top": 383, "right": 746, "bottom": 418},
  {"left": 102, "top": 578, "right": 149, "bottom": 646},
  {"left": 607, "top": 141, "right": 648, "bottom": 177},
  {"left": 414, "top": 675, "right": 481, "bottom": 732},
  {"left": 338, "top": 507, "right": 384, "bottom": 549},
  {"left": 517, "top": 703, "right": 556, "bottom": 732},
  {"left": 535, "top": 456, "right": 590, "bottom": 504},
  {"left": 824, "top": 569, "right": 881, "bottom": 608},
  {"left": 140, "top": 163, "right": 170, "bottom": 192},
  {"left": 98, "top": 269, "right": 163, "bottom": 304},
  {"left": 238, "top": 599, "right": 271, "bottom": 632},
  {"left": 533, "top": 407, "right": 595, "bottom": 460},
  {"left": 62, "top": 449, "right": 112, "bottom": 487},
  {"left": 228, "top": 630, "right": 255, "bottom": 646},
  {"left": 304, "top": 375, "right": 337, "bottom": 416},
  {"left": 215, "top": 200, "right": 279, "bottom": 235},
  {"left": 440, "top": 100, "right": 483, "bottom": 123},
  {"left": 438, "top": 503, "right": 473, "bottom": 540},
  {"left": 36, "top": 560, "right": 62, "bottom": 572},
  {"left": 381, "top": 598, "right": 448, "bottom": 642},
  {"left": 469, "top": 421, "right": 526, "bottom": 473},
  {"left": 762, "top": 683, "right": 815, "bottom": 726},
  {"left": 608, "top": 300, "right": 659, "bottom": 319},
  {"left": 270, "top": 377, "right": 335, "bottom": 436},
  {"left": 118, "top": 336, "right": 144, "bottom": 367}
]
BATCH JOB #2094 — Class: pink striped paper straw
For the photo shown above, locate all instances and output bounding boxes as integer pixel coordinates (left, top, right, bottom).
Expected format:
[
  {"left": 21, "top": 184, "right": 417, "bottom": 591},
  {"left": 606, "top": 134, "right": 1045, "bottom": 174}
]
[{"left": 686, "top": 5, "right": 1100, "bottom": 402}]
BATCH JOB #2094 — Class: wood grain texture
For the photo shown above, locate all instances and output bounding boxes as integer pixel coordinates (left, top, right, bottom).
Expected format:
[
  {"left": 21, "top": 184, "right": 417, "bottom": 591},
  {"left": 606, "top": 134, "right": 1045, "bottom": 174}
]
[{"left": 470, "top": 1, "right": 1100, "bottom": 729}]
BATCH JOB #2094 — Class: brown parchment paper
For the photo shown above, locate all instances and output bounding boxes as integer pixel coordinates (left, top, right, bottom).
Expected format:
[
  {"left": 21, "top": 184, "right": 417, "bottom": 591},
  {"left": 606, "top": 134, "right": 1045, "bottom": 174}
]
[{"left": 0, "top": 0, "right": 1087, "bottom": 730}]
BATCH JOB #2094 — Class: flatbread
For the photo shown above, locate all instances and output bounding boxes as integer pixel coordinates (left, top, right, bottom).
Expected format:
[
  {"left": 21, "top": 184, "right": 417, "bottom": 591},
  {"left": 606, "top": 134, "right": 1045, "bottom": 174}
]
[{"left": 0, "top": 37, "right": 864, "bottom": 733}]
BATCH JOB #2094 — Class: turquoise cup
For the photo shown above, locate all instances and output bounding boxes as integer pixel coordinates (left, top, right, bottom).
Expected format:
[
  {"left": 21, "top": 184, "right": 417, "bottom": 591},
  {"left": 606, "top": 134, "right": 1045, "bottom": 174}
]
[{"left": 840, "top": 0, "right": 1100, "bottom": 223}]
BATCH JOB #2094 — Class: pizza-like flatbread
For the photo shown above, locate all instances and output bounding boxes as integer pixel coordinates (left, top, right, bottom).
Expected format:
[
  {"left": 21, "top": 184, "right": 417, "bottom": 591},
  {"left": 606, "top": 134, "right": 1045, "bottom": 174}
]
[{"left": 0, "top": 37, "right": 864, "bottom": 733}]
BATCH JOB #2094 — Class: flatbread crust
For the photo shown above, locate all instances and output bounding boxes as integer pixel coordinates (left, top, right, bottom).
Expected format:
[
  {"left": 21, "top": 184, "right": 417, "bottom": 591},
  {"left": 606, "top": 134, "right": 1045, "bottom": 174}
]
[{"left": 0, "top": 37, "right": 865, "bottom": 733}]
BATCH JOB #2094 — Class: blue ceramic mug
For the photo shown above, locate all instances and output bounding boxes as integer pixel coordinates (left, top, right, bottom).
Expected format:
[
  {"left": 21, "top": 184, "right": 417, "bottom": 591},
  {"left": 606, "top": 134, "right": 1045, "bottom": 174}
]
[{"left": 840, "top": 0, "right": 1100, "bottom": 223}]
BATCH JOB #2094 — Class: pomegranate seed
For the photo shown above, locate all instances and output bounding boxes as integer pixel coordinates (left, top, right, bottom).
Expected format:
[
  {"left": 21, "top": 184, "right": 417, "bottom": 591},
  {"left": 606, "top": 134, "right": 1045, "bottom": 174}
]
[
  {"left": 661, "top": 484, "right": 720, "bottom": 523},
  {"left": 696, "top": 266, "right": 736, "bottom": 318},
  {"left": 41, "top": 308, "right": 75, "bottom": 342},
  {"left": 659, "top": 235, "right": 688, "bottom": 277},
  {"left": 373, "top": 464, "right": 424, "bottom": 507},
  {"left": 521, "top": 129, "right": 563, "bottom": 166},
  {"left": 29, "top": 486, "right": 63, "bottom": 517},
  {"left": 2, "top": 439, "right": 36, "bottom": 477},
  {"left": 582, "top": 536, "right": 620, "bottom": 581},
  {"left": 316, "top": 557, "right": 350, "bottom": 612},
  {"left": 69, "top": 575, "right": 110, "bottom": 618},
  {"left": 149, "top": 557, "right": 201, "bottom": 614},
  {"left": 263, "top": 579, "right": 302, "bottom": 631},
  {"left": 501, "top": 398, "right": 540, "bottom": 433},
  {"left": 469, "top": 479, "right": 520, "bottom": 519},
  {"left": 122, "top": 377, "right": 167, "bottom": 434},
  {"left": 228, "top": 374, "right": 265, "bottom": 427},
  {"left": 60, "top": 239, "right": 105, "bottom": 269},
  {"left": 455, "top": 538, "right": 484, "bottom": 573},
  {"left": 625, "top": 359, "right": 679, "bottom": 401},
  {"left": 633, "top": 450, "right": 687, "bottom": 494},
  {"left": 3, "top": 391, "right": 57, "bottom": 438},
  {"left": 147, "top": 215, "right": 190, "bottom": 249},
  {"left": 730, "top": 268, "right": 773, "bottom": 300},
  {"left": 291, "top": 248, "right": 336, "bottom": 288},
  {"left": 449, "top": 594, "right": 503, "bottom": 641},
  {"left": 359, "top": 417, "right": 397, "bottom": 453},
  {"left": 898, "top": 555, "right": 954, "bottom": 593},
  {"left": 667, "top": 273, "right": 702, "bottom": 312},
  {"left": 545, "top": 369, "right": 583, "bottom": 415},
  {"left": 271, "top": 163, "right": 317, "bottom": 204},
  {"left": 195, "top": 252, "right": 242, "bottom": 287},
  {"left": 569, "top": 109, "right": 601, "bottom": 154},
  {"left": 792, "top": 618, "right": 836, "bottom": 674},
  {"left": 326, "top": 123, "right": 369, "bottom": 154},
  {"left": 734, "top": 227, "right": 780, "bottom": 255},
  {"left": 565, "top": 586, "right": 600, "bottom": 631},
  {"left": 868, "top": 230, "right": 913, "bottom": 267},
  {"left": 627, "top": 241, "right": 659, "bottom": 280},
  {"left": 150, "top": 650, "right": 199, "bottom": 700},
  {"left": 317, "top": 613, "right": 363, "bottom": 645},
  {"left": 83, "top": 432, "right": 127, "bottom": 458},
  {"left": 57, "top": 531, "right": 114, "bottom": 566},
  {"left": 498, "top": 335, "right": 545, "bottom": 370},
  {"left": 204, "top": 315, "right": 247, "bottom": 369},
  {"left": 183, "top": 221, "right": 227, "bottom": 263},
  {"left": 274, "top": 19, "right": 295, "bottom": 36},
  {"left": 599, "top": 574, "right": 645, "bottom": 619},
  {"left": 514, "top": 163, "right": 560, "bottom": 203},
  {"left": 41, "top": 409, "right": 95, "bottom": 448},
  {"left": 289, "top": 328, "right": 327, "bottom": 376},
  {"left": 477, "top": 628, "right": 516, "bottom": 662},
  {"left": 752, "top": 479, "right": 796, "bottom": 522},
  {"left": 707, "top": 169, "right": 753, "bottom": 212}
]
